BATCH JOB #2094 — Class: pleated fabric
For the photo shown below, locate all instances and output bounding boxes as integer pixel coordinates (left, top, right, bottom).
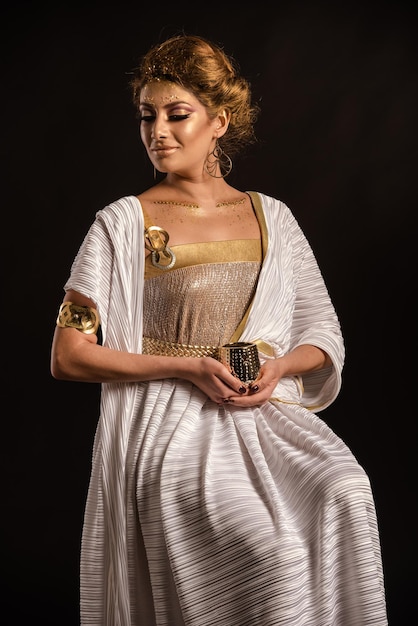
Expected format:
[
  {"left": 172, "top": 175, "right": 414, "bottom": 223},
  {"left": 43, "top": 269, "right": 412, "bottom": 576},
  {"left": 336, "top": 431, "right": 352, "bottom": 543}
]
[{"left": 64, "top": 193, "right": 387, "bottom": 625}]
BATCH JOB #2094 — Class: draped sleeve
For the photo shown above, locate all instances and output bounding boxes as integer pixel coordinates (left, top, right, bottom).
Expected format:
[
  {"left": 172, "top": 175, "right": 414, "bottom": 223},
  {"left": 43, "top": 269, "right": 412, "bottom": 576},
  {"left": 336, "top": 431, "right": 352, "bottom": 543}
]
[
  {"left": 63, "top": 196, "right": 147, "bottom": 620},
  {"left": 241, "top": 192, "right": 345, "bottom": 412},
  {"left": 63, "top": 195, "right": 145, "bottom": 353}
]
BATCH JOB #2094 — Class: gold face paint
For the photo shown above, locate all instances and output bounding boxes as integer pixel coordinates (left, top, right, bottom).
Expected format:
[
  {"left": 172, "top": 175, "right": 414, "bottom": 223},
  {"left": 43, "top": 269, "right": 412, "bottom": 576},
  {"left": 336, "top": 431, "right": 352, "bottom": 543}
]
[
  {"left": 140, "top": 84, "right": 180, "bottom": 106},
  {"left": 161, "top": 94, "right": 180, "bottom": 102}
]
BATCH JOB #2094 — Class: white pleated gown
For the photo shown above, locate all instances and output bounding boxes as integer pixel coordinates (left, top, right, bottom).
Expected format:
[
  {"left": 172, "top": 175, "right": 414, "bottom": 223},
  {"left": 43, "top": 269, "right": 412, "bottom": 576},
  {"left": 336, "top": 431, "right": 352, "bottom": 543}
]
[{"left": 64, "top": 193, "right": 388, "bottom": 625}]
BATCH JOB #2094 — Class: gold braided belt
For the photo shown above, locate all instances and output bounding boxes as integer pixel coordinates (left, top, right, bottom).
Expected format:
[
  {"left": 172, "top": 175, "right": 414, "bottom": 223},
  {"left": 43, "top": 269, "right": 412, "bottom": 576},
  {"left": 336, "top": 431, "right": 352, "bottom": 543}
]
[
  {"left": 142, "top": 337, "right": 261, "bottom": 383},
  {"left": 142, "top": 336, "right": 219, "bottom": 358}
]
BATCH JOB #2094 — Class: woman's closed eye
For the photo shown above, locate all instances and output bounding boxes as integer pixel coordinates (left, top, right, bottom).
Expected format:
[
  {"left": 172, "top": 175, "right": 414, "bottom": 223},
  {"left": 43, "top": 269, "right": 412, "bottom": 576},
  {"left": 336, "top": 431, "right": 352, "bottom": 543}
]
[{"left": 140, "top": 113, "right": 191, "bottom": 123}]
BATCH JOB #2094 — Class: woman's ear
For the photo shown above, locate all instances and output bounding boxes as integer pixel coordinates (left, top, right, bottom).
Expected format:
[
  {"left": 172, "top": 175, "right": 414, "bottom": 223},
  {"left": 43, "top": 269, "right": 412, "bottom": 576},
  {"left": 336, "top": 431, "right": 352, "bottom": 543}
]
[{"left": 214, "top": 109, "right": 231, "bottom": 138}]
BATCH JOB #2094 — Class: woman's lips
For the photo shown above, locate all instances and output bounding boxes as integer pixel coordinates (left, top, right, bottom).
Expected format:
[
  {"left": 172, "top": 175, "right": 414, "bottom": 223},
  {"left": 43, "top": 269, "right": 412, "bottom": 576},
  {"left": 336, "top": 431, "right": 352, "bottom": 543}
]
[{"left": 151, "top": 146, "right": 178, "bottom": 158}]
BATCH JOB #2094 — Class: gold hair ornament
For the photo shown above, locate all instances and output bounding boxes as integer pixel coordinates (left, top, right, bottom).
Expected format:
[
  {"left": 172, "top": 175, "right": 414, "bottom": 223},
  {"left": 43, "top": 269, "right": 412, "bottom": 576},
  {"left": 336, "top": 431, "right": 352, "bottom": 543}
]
[{"left": 56, "top": 302, "right": 100, "bottom": 334}]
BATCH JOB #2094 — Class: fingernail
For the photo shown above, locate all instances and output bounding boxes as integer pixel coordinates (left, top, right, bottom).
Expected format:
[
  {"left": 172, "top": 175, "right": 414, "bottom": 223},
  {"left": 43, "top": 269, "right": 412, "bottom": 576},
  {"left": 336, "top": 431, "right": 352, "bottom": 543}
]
[
  {"left": 250, "top": 384, "right": 259, "bottom": 393},
  {"left": 238, "top": 386, "right": 246, "bottom": 394}
]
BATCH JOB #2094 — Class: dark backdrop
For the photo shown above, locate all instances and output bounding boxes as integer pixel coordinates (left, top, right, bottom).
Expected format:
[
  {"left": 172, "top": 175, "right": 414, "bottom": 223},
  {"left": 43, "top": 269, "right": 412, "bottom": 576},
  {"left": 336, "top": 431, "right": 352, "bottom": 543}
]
[{"left": 3, "top": 1, "right": 417, "bottom": 624}]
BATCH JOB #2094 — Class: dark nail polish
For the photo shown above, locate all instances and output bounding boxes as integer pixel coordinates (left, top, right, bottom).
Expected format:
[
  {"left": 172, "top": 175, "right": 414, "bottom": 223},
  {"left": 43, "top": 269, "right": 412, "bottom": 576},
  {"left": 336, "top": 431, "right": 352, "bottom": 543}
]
[
  {"left": 251, "top": 384, "right": 259, "bottom": 393},
  {"left": 239, "top": 386, "right": 246, "bottom": 394}
]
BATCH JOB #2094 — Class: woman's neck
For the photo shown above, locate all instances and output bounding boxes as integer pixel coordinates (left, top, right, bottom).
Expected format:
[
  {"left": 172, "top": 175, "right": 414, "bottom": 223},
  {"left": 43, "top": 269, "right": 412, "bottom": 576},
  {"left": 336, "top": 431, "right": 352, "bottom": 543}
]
[{"left": 152, "top": 176, "right": 239, "bottom": 206}]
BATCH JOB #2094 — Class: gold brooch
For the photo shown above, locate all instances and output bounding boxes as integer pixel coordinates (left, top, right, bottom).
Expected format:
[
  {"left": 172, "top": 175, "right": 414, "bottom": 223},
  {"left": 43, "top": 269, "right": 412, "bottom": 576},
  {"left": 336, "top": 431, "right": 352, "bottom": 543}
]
[{"left": 144, "top": 225, "right": 176, "bottom": 270}]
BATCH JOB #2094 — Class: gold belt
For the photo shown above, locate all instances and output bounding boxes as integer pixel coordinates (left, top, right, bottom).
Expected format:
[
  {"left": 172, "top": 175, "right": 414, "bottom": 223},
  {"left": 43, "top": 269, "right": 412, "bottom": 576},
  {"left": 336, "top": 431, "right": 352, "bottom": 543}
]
[
  {"left": 142, "top": 336, "right": 219, "bottom": 358},
  {"left": 142, "top": 337, "right": 261, "bottom": 383}
]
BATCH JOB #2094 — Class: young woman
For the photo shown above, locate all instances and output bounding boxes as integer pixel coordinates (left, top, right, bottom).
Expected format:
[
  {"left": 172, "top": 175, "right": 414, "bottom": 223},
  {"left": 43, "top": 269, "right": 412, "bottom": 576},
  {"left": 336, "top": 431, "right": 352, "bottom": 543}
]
[{"left": 51, "top": 34, "right": 387, "bottom": 626}]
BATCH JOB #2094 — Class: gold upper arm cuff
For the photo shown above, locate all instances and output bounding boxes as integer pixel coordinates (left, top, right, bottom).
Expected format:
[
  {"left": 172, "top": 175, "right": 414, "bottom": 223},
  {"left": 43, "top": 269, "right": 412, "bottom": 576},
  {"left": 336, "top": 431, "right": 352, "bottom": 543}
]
[{"left": 56, "top": 302, "right": 100, "bottom": 335}]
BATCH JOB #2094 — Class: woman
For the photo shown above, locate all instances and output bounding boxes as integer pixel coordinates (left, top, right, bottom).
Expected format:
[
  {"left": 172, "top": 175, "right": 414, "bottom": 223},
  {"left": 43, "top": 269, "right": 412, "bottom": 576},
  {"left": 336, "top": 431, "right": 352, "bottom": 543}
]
[{"left": 51, "top": 34, "right": 387, "bottom": 625}]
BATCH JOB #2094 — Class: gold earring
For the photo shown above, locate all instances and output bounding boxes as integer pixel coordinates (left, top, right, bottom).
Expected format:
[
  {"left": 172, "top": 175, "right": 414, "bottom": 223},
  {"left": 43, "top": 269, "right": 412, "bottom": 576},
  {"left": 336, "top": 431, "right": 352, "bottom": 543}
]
[{"left": 204, "top": 140, "right": 232, "bottom": 178}]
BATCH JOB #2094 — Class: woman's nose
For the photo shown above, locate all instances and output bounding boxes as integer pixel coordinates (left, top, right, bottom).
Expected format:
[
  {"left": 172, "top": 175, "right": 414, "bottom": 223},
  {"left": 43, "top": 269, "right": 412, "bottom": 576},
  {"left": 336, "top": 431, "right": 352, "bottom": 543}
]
[{"left": 151, "top": 114, "right": 168, "bottom": 139}]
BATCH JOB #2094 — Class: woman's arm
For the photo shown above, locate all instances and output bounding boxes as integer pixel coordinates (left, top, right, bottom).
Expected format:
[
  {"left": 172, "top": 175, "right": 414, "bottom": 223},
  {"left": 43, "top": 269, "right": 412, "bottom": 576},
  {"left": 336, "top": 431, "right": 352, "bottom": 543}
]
[
  {"left": 221, "top": 344, "right": 331, "bottom": 407},
  {"left": 51, "top": 290, "right": 248, "bottom": 403}
]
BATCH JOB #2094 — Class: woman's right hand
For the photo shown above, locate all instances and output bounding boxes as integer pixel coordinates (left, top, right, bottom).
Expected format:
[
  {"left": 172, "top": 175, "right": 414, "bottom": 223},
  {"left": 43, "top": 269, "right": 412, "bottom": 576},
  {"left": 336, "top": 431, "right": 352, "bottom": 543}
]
[{"left": 178, "top": 356, "right": 249, "bottom": 405}]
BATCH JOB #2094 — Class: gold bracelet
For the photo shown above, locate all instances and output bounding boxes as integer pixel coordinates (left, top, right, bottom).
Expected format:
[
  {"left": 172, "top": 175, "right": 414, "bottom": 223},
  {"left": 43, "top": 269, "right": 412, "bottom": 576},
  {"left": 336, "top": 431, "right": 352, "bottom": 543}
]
[{"left": 56, "top": 302, "right": 100, "bottom": 335}]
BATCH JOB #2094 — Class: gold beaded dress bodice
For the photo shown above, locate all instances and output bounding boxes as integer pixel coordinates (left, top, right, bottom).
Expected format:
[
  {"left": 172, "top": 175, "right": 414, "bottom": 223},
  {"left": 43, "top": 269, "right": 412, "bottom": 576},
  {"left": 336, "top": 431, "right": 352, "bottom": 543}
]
[{"left": 143, "top": 240, "right": 262, "bottom": 348}]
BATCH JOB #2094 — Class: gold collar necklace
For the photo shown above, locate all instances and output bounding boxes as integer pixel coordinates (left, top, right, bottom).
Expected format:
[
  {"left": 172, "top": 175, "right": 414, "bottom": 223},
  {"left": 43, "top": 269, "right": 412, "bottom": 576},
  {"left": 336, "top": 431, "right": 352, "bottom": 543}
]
[{"left": 152, "top": 198, "right": 246, "bottom": 209}]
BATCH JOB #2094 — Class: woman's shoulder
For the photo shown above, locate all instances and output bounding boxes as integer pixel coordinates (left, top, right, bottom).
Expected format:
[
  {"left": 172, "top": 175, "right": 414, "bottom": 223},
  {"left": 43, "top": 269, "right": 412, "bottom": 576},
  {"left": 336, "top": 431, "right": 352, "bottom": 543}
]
[
  {"left": 247, "top": 191, "right": 293, "bottom": 215},
  {"left": 248, "top": 191, "right": 305, "bottom": 238},
  {"left": 99, "top": 194, "right": 140, "bottom": 214},
  {"left": 91, "top": 196, "right": 144, "bottom": 240},
  {"left": 247, "top": 190, "right": 284, "bottom": 204},
  {"left": 96, "top": 195, "right": 142, "bottom": 222}
]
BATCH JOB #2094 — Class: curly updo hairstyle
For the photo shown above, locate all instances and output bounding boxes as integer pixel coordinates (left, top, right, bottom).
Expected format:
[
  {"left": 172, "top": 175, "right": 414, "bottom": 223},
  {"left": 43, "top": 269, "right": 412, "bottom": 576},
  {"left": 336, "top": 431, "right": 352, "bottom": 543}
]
[{"left": 131, "top": 34, "right": 260, "bottom": 159}]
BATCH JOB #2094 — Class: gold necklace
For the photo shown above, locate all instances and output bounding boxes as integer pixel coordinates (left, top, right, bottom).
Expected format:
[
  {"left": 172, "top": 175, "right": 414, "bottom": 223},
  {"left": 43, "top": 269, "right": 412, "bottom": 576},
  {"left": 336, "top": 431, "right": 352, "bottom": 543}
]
[{"left": 152, "top": 198, "right": 246, "bottom": 209}]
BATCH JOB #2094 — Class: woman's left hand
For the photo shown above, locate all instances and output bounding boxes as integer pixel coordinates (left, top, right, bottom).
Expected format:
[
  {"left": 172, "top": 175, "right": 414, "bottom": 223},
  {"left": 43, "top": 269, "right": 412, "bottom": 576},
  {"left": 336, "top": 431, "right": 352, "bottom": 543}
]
[{"left": 221, "top": 359, "right": 281, "bottom": 407}]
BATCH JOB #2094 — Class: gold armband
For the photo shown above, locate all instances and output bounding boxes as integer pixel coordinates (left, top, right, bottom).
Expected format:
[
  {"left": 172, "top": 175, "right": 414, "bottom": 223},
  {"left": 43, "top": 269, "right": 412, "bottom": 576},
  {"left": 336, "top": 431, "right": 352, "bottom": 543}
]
[{"left": 56, "top": 302, "right": 100, "bottom": 335}]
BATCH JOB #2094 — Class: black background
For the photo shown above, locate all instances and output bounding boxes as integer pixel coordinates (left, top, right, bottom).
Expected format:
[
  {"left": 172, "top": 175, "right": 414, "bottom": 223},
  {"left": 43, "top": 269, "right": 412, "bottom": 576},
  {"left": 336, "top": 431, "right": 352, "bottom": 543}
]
[{"left": 3, "top": 1, "right": 417, "bottom": 624}]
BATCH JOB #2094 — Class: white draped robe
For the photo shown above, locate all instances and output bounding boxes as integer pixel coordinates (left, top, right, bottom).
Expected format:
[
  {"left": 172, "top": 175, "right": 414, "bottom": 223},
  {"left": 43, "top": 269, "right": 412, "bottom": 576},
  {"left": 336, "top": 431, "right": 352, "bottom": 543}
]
[{"left": 64, "top": 192, "right": 387, "bottom": 625}]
